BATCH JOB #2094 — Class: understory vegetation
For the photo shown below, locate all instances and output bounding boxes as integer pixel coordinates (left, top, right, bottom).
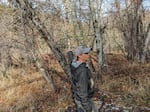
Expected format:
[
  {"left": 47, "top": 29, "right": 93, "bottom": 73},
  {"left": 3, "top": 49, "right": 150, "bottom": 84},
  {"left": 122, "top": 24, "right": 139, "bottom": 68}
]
[{"left": 0, "top": 54, "right": 149, "bottom": 112}]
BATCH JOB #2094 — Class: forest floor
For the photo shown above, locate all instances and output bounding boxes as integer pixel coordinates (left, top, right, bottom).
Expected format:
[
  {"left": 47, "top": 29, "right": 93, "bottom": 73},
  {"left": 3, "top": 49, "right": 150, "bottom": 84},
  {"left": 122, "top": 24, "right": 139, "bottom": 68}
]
[{"left": 0, "top": 53, "right": 149, "bottom": 112}]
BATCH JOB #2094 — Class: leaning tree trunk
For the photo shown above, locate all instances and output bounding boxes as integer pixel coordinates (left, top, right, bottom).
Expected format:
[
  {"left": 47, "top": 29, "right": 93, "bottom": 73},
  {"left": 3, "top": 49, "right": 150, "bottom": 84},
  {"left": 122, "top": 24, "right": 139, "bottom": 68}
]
[
  {"left": 20, "top": 5, "right": 56, "bottom": 91},
  {"left": 14, "top": 0, "right": 72, "bottom": 83}
]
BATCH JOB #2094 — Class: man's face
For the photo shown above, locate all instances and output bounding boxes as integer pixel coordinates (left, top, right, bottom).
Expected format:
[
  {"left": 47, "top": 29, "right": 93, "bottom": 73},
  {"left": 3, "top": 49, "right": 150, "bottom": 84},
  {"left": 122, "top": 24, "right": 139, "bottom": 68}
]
[{"left": 78, "top": 53, "right": 90, "bottom": 62}]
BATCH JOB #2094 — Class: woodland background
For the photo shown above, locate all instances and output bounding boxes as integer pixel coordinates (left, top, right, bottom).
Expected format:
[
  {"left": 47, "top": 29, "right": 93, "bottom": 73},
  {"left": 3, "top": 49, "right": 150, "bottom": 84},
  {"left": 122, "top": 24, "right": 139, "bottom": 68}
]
[{"left": 0, "top": 0, "right": 150, "bottom": 112}]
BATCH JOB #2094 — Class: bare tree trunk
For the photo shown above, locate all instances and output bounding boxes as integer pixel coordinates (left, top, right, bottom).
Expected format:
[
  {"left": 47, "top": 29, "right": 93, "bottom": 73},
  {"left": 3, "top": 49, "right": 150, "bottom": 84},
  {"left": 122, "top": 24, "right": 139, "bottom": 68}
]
[
  {"left": 14, "top": 0, "right": 72, "bottom": 83},
  {"left": 63, "top": 0, "right": 71, "bottom": 49},
  {"left": 20, "top": 8, "right": 56, "bottom": 91},
  {"left": 73, "top": 0, "right": 84, "bottom": 45},
  {"left": 141, "top": 24, "right": 150, "bottom": 63},
  {"left": 115, "top": 0, "right": 149, "bottom": 63},
  {"left": 33, "top": 51, "right": 56, "bottom": 91},
  {"left": 89, "top": 0, "right": 107, "bottom": 82}
]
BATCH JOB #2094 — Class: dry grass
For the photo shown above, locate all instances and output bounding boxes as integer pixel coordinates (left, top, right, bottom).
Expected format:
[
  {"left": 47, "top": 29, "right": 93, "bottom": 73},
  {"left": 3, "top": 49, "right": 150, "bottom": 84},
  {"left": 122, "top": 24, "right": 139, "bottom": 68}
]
[
  {"left": 0, "top": 67, "right": 47, "bottom": 111},
  {"left": 100, "top": 54, "right": 150, "bottom": 107},
  {"left": 0, "top": 54, "right": 149, "bottom": 111}
]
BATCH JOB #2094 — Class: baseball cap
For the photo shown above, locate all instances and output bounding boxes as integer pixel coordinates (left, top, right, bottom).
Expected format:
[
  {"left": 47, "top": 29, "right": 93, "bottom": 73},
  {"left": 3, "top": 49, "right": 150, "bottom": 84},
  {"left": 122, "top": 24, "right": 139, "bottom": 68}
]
[{"left": 75, "top": 46, "right": 91, "bottom": 56}]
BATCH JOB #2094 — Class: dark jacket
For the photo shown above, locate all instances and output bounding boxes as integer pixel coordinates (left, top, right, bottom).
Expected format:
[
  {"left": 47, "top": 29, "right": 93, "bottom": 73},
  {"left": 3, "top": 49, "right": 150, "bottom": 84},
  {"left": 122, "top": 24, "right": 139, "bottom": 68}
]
[
  {"left": 71, "top": 62, "right": 94, "bottom": 99},
  {"left": 67, "top": 51, "right": 94, "bottom": 111}
]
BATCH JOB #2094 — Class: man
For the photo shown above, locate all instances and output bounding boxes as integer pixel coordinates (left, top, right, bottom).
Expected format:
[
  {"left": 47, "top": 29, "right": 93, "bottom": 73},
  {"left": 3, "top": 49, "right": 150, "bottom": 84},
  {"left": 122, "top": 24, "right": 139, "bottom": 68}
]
[{"left": 67, "top": 46, "right": 95, "bottom": 112}]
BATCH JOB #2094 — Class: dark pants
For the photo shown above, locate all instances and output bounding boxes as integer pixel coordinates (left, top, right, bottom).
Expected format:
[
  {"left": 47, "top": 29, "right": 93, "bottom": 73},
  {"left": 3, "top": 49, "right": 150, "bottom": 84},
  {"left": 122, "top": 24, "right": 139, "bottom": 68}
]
[{"left": 74, "top": 99, "right": 98, "bottom": 112}]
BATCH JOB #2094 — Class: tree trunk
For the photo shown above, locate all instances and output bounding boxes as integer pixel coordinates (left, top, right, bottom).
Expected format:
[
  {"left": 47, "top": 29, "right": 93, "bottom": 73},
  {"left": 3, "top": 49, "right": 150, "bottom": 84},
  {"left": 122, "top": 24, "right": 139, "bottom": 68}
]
[
  {"left": 115, "top": 0, "right": 148, "bottom": 63},
  {"left": 141, "top": 24, "right": 150, "bottom": 63},
  {"left": 88, "top": 0, "right": 107, "bottom": 82},
  {"left": 20, "top": 8, "right": 56, "bottom": 91},
  {"left": 14, "top": 0, "right": 72, "bottom": 83}
]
